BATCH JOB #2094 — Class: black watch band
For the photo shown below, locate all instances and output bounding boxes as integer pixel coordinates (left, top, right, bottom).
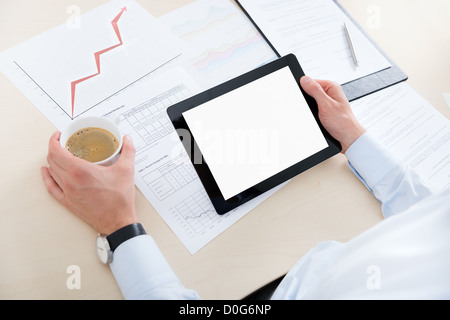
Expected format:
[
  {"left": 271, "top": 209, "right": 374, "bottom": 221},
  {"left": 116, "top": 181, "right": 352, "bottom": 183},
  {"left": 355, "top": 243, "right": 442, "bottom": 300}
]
[{"left": 106, "top": 223, "right": 146, "bottom": 252}]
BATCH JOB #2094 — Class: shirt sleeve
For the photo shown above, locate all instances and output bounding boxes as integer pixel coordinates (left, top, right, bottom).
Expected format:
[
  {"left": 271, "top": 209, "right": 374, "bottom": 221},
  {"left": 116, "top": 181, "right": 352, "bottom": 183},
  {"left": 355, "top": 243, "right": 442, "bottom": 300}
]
[
  {"left": 272, "top": 133, "right": 450, "bottom": 300},
  {"left": 109, "top": 234, "right": 200, "bottom": 300},
  {"left": 344, "top": 132, "right": 435, "bottom": 218},
  {"left": 271, "top": 188, "right": 450, "bottom": 300}
]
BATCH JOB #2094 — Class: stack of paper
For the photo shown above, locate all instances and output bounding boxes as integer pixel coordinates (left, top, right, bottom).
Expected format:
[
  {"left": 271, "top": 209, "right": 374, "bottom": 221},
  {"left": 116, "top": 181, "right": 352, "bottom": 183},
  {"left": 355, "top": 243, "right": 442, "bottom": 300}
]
[{"left": 0, "top": 0, "right": 283, "bottom": 254}]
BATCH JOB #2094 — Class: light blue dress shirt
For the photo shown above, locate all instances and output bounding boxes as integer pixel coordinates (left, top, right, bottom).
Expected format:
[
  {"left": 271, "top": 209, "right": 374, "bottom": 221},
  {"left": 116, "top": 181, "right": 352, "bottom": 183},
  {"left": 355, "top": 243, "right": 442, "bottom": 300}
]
[{"left": 110, "top": 132, "right": 450, "bottom": 299}]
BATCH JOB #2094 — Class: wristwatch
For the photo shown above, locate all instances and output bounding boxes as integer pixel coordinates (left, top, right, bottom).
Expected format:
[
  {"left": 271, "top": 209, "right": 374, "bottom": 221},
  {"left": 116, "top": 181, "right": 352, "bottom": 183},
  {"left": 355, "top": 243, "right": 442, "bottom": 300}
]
[{"left": 96, "top": 223, "right": 147, "bottom": 264}]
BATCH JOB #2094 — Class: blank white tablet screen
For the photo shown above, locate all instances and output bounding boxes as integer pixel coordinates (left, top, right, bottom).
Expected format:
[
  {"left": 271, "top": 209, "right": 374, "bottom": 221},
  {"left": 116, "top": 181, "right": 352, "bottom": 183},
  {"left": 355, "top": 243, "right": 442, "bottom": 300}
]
[{"left": 183, "top": 66, "right": 328, "bottom": 200}]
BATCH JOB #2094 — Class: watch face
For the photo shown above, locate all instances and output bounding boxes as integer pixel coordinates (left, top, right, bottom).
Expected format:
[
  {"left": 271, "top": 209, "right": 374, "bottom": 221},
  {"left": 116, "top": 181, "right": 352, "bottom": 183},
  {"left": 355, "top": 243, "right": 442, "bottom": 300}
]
[{"left": 96, "top": 236, "right": 112, "bottom": 264}]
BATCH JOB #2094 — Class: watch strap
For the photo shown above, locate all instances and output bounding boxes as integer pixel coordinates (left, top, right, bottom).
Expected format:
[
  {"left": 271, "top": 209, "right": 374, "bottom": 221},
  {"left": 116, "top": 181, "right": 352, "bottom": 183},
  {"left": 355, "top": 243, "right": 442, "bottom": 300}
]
[{"left": 106, "top": 223, "right": 146, "bottom": 252}]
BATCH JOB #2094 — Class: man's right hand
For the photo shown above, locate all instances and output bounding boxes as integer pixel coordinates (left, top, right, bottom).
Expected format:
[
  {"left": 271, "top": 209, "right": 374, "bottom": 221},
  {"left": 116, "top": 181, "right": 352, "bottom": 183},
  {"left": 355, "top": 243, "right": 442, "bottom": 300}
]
[
  {"left": 300, "top": 76, "right": 366, "bottom": 153},
  {"left": 41, "top": 132, "right": 138, "bottom": 236}
]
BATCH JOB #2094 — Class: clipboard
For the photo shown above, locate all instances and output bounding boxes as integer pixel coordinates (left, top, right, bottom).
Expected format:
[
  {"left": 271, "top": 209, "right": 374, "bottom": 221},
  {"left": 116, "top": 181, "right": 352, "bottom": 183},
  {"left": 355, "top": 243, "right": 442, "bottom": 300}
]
[{"left": 235, "top": 0, "right": 408, "bottom": 102}]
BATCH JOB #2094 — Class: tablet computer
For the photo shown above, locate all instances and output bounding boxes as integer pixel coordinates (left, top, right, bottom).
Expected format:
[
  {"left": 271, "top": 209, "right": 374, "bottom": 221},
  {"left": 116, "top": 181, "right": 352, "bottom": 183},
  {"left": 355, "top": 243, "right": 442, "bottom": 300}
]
[{"left": 167, "top": 54, "right": 341, "bottom": 215}]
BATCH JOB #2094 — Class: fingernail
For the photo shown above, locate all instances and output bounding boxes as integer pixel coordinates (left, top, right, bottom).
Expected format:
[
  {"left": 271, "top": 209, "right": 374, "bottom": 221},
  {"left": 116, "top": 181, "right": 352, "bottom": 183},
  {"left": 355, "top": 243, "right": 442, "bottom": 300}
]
[
  {"left": 302, "top": 76, "right": 312, "bottom": 84},
  {"left": 124, "top": 134, "right": 133, "bottom": 144}
]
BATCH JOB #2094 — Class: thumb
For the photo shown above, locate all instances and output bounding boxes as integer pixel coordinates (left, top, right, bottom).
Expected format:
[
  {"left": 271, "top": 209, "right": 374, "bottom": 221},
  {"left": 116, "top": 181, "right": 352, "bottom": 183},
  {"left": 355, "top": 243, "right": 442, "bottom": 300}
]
[
  {"left": 300, "top": 76, "right": 330, "bottom": 105},
  {"left": 117, "top": 134, "right": 135, "bottom": 166}
]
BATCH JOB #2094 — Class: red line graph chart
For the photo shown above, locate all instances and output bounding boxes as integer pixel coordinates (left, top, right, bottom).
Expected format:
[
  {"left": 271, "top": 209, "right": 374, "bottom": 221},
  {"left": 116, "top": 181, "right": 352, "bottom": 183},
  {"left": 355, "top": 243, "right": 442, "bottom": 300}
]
[
  {"left": 3, "top": 1, "right": 182, "bottom": 122},
  {"left": 70, "top": 7, "right": 127, "bottom": 119}
]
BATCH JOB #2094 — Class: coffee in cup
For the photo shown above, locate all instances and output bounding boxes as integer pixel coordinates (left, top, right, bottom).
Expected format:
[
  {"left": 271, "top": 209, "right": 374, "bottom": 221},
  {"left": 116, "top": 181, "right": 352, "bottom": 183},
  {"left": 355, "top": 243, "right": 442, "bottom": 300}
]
[
  {"left": 65, "top": 127, "right": 119, "bottom": 163},
  {"left": 60, "top": 116, "right": 123, "bottom": 166}
]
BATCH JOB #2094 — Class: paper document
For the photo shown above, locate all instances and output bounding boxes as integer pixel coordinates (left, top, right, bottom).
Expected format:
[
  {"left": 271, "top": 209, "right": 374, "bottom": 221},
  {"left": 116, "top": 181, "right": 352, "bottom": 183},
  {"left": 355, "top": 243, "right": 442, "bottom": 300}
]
[
  {"left": 158, "top": 0, "right": 278, "bottom": 90},
  {"left": 350, "top": 83, "right": 450, "bottom": 191},
  {"left": 237, "top": 0, "right": 391, "bottom": 84},
  {"left": 0, "top": 0, "right": 286, "bottom": 254},
  {"left": 0, "top": 0, "right": 183, "bottom": 128}
]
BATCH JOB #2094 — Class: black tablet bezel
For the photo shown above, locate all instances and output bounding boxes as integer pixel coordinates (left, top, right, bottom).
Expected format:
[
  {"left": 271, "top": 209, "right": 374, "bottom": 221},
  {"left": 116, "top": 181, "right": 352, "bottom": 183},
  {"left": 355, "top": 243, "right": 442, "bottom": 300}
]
[{"left": 167, "top": 54, "right": 341, "bottom": 214}]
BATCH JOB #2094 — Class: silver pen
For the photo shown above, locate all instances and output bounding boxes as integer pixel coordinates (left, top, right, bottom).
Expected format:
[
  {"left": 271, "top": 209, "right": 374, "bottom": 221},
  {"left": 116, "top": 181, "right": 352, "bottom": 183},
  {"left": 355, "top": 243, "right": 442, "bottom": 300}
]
[{"left": 344, "top": 22, "right": 359, "bottom": 67}]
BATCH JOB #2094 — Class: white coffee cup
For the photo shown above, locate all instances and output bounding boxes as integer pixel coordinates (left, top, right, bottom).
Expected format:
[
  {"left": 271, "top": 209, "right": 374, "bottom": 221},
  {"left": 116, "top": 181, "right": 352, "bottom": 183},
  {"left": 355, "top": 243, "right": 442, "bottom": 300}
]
[{"left": 60, "top": 116, "right": 123, "bottom": 166}]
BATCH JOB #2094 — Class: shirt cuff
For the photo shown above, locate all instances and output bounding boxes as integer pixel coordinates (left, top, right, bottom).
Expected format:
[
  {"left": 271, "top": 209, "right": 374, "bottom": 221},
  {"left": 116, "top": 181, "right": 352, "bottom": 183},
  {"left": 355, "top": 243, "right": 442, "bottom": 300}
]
[
  {"left": 345, "top": 132, "right": 400, "bottom": 194},
  {"left": 109, "top": 235, "right": 199, "bottom": 300}
]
